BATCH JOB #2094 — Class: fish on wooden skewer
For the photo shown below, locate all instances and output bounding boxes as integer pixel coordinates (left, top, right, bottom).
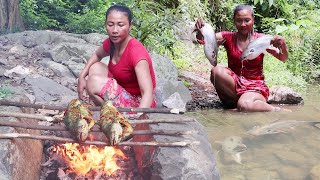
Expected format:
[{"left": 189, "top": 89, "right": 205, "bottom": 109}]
[
  {"left": 64, "top": 99, "right": 95, "bottom": 142},
  {"left": 247, "top": 120, "right": 320, "bottom": 136},
  {"left": 99, "top": 100, "right": 133, "bottom": 146},
  {"left": 191, "top": 23, "right": 219, "bottom": 66},
  {"left": 240, "top": 35, "right": 280, "bottom": 61}
]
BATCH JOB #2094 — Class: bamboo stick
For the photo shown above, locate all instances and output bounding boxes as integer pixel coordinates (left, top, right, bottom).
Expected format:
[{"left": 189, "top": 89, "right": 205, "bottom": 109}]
[
  {"left": 0, "top": 133, "right": 199, "bottom": 147},
  {"left": 0, "top": 111, "right": 195, "bottom": 124},
  {"left": 0, "top": 100, "right": 180, "bottom": 114},
  {"left": 0, "top": 120, "right": 196, "bottom": 136}
]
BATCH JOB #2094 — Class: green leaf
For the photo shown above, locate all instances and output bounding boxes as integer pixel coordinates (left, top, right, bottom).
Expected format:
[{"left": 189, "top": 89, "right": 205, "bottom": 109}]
[
  {"left": 275, "top": 25, "right": 288, "bottom": 34},
  {"left": 268, "top": 0, "right": 273, "bottom": 7}
]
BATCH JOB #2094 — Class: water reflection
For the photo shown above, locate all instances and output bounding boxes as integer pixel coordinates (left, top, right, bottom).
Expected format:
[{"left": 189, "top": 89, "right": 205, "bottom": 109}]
[{"left": 188, "top": 86, "right": 320, "bottom": 179}]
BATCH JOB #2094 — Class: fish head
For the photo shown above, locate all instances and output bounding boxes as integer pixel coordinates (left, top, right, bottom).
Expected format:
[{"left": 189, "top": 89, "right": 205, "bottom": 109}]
[
  {"left": 74, "top": 120, "right": 89, "bottom": 142},
  {"left": 240, "top": 47, "right": 256, "bottom": 60},
  {"left": 102, "top": 121, "right": 123, "bottom": 146},
  {"left": 108, "top": 122, "right": 123, "bottom": 146}
]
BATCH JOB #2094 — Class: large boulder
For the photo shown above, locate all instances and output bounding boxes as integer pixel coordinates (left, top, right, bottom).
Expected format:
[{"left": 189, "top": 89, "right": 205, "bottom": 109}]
[
  {"left": 268, "top": 86, "right": 304, "bottom": 104},
  {"left": 0, "top": 88, "right": 43, "bottom": 180}
]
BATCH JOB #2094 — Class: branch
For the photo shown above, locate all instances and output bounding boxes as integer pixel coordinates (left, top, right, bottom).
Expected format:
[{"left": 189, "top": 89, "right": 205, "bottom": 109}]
[
  {"left": 0, "top": 100, "right": 180, "bottom": 114},
  {"left": 0, "top": 133, "right": 199, "bottom": 147},
  {"left": 0, "top": 120, "right": 196, "bottom": 136},
  {"left": 0, "top": 111, "right": 195, "bottom": 124}
]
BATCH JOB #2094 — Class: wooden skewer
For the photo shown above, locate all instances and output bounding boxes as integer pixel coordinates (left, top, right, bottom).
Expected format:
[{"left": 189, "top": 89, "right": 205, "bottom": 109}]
[
  {"left": 0, "top": 111, "right": 195, "bottom": 124},
  {"left": 0, "top": 120, "right": 196, "bottom": 136},
  {"left": 0, "top": 133, "right": 200, "bottom": 147},
  {"left": 0, "top": 100, "right": 180, "bottom": 114}
]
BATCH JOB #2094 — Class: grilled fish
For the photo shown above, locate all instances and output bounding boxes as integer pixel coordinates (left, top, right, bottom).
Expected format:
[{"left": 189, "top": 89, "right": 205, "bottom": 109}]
[
  {"left": 192, "top": 23, "right": 218, "bottom": 66},
  {"left": 100, "top": 101, "right": 133, "bottom": 146},
  {"left": 240, "top": 35, "right": 279, "bottom": 61},
  {"left": 64, "top": 99, "right": 95, "bottom": 142},
  {"left": 247, "top": 120, "right": 320, "bottom": 136}
]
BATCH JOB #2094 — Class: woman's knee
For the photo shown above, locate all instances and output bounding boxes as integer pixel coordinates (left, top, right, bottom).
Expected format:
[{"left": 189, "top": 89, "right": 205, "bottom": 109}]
[
  {"left": 237, "top": 98, "right": 253, "bottom": 111},
  {"left": 88, "top": 62, "right": 108, "bottom": 76},
  {"left": 86, "top": 74, "right": 107, "bottom": 95}
]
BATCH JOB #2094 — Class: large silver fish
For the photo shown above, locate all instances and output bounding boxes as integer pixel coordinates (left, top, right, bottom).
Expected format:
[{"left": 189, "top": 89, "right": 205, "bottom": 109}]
[
  {"left": 192, "top": 23, "right": 218, "bottom": 66},
  {"left": 240, "top": 35, "right": 279, "bottom": 61},
  {"left": 247, "top": 120, "right": 320, "bottom": 136}
]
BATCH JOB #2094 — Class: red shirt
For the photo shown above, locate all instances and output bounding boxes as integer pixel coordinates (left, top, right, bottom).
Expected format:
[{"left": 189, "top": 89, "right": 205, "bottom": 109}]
[
  {"left": 102, "top": 38, "right": 156, "bottom": 96},
  {"left": 222, "top": 31, "right": 265, "bottom": 80}
]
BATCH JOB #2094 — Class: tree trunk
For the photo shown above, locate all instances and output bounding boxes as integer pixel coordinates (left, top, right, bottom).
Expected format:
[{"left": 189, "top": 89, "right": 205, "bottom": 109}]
[{"left": 0, "top": 0, "right": 24, "bottom": 33}]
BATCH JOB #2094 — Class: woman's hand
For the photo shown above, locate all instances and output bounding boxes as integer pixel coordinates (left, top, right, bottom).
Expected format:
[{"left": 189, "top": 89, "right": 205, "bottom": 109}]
[
  {"left": 270, "top": 35, "right": 286, "bottom": 50},
  {"left": 195, "top": 18, "right": 205, "bottom": 30},
  {"left": 267, "top": 35, "right": 289, "bottom": 62},
  {"left": 77, "top": 77, "right": 87, "bottom": 100}
]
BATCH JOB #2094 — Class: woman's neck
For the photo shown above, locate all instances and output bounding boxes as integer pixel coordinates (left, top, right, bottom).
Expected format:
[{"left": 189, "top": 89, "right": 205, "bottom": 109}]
[
  {"left": 113, "top": 36, "right": 131, "bottom": 57},
  {"left": 237, "top": 32, "right": 251, "bottom": 42}
]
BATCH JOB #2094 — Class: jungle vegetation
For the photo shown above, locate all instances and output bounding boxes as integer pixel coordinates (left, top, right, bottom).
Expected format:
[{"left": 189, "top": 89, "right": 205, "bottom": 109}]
[{"left": 3, "top": 0, "right": 320, "bottom": 90}]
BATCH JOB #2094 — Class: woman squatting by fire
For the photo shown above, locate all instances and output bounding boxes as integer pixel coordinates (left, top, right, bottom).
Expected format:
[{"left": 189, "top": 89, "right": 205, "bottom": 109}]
[
  {"left": 77, "top": 4, "right": 157, "bottom": 112},
  {"left": 194, "top": 4, "right": 289, "bottom": 112}
]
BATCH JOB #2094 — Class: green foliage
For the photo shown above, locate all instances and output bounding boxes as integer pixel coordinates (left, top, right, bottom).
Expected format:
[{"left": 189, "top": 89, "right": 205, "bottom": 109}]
[
  {"left": 0, "top": 88, "right": 13, "bottom": 99},
  {"left": 18, "top": 0, "right": 320, "bottom": 85},
  {"left": 263, "top": 54, "right": 308, "bottom": 90}
]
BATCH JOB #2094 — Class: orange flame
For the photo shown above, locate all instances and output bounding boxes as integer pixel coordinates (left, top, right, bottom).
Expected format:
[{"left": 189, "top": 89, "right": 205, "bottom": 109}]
[{"left": 52, "top": 143, "right": 126, "bottom": 176}]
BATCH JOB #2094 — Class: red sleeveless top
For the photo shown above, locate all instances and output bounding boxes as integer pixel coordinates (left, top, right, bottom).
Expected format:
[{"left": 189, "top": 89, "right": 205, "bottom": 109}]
[{"left": 221, "top": 31, "right": 265, "bottom": 80}]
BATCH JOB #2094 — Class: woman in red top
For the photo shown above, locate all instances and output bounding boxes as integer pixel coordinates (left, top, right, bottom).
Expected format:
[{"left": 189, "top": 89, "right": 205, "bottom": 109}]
[
  {"left": 77, "top": 4, "right": 156, "bottom": 109},
  {"left": 195, "top": 4, "right": 289, "bottom": 112}
]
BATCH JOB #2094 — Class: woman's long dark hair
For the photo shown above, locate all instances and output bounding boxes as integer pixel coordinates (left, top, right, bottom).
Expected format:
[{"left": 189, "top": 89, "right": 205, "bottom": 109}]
[{"left": 105, "top": 4, "right": 133, "bottom": 59}]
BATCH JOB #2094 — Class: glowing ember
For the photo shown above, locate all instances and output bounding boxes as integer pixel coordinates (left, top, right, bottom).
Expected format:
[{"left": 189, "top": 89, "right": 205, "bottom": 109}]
[{"left": 52, "top": 143, "right": 126, "bottom": 176}]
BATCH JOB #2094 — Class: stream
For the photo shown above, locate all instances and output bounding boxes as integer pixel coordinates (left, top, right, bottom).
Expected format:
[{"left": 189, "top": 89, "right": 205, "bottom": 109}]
[{"left": 189, "top": 85, "right": 320, "bottom": 179}]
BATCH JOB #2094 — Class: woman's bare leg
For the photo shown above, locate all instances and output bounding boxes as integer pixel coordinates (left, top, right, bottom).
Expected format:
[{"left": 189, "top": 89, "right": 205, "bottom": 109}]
[
  {"left": 237, "top": 92, "right": 276, "bottom": 112},
  {"left": 85, "top": 62, "right": 109, "bottom": 106},
  {"left": 210, "top": 65, "right": 238, "bottom": 108}
]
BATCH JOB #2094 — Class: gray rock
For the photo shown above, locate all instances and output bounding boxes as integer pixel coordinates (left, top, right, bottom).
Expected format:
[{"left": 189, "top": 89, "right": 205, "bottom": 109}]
[
  {"left": 268, "top": 86, "right": 304, "bottom": 104},
  {"left": 25, "top": 76, "right": 77, "bottom": 105},
  {"left": 143, "top": 114, "right": 220, "bottom": 180},
  {"left": 49, "top": 42, "right": 98, "bottom": 63},
  {"left": 151, "top": 52, "right": 178, "bottom": 81},
  {"left": 39, "top": 59, "right": 75, "bottom": 78},
  {"left": 156, "top": 79, "right": 192, "bottom": 107},
  {"left": 81, "top": 33, "right": 108, "bottom": 45},
  {"left": 162, "top": 92, "right": 186, "bottom": 112},
  {"left": 0, "top": 94, "right": 43, "bottom": 180}
]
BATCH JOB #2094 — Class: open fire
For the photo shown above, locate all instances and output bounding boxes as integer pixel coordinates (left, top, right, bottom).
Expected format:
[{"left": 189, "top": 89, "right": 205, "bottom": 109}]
[{"left": 50, "top": 143, "right": 127, "bottom": 177}]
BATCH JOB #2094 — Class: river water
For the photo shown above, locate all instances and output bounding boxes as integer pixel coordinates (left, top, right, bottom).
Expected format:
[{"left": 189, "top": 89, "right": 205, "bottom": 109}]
[{"left": 188, "top": 86, "right": 320, "bottom": 179}]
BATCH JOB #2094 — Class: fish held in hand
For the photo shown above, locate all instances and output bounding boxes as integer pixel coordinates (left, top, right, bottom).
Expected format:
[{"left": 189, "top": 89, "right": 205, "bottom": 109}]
[
  {"left": 240, "top": 35, "right": 279, "bottom": 61},
  {"left": 192, "top": 23, "right": 218, "bottom": 66},
  {"left": 247, "top": 120, "right": 320, "bottom": 136},
  {"left": 64, "top": 99, "right": 95, "bottom": 142},
  {"left": 100, "top": 101, "right": 133, "bottom": 146}
]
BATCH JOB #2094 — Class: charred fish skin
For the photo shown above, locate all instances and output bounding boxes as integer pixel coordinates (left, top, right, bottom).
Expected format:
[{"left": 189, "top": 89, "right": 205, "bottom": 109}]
[
  {"left": 64, "top": 99, "right": 94, "bottom": 142},
  {"left": 100, "top": 101, "right": 133, "bottom": 145}
]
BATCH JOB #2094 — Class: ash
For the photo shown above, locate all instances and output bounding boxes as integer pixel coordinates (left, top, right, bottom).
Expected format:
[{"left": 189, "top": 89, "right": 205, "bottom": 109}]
[{"left": 40, "top": 142, "right": 142, "bottom": 180}]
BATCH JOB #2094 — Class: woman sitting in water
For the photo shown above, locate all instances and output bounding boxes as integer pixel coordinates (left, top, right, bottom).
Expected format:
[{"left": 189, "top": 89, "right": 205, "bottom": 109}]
[
  {"left": 194, "top": 4, "right": 289, "bottom": 112},
  {"left": 77, "top": 4, "right": 156, "bottom": 109}
]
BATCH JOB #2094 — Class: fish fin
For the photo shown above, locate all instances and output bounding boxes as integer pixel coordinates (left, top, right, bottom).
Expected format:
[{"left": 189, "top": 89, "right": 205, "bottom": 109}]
[{"left": 232, "top": 153, "right": 243, "bottom": 164}]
